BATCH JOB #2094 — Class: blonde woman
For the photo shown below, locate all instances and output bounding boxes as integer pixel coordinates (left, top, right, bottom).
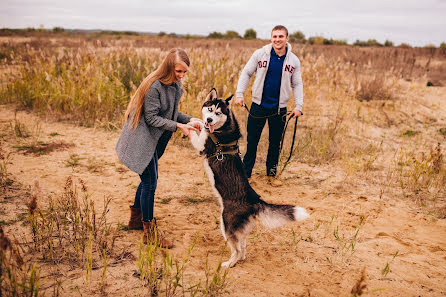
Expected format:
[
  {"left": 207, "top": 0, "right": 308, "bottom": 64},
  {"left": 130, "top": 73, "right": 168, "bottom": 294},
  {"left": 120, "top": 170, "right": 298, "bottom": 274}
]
[{"left": 116, "top": 48, "right": 201, "bottom": 248}]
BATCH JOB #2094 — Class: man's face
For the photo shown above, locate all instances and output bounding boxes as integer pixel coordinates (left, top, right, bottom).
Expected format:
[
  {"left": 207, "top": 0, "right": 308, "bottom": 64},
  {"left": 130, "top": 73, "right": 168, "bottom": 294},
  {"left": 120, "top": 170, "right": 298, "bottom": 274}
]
[
  {"left": 271, "top": 30, "right": 288, "bottom": 50},
  {"left": 271, "top": 29, "right": 289, "bottom": 52}
]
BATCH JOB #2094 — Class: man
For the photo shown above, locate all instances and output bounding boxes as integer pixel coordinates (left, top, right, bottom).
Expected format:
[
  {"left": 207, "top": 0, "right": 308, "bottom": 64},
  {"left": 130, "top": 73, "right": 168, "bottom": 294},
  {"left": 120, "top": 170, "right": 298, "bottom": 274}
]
[{"left": 235, "top": 25, "right": 303, "bottom": 184}]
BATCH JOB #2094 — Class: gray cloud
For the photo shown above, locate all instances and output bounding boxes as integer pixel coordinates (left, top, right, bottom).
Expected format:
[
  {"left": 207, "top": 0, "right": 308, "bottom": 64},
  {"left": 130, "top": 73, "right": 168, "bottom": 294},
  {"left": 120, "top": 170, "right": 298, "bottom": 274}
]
[{"left": 1, "top": 0, "right": 445, "bottom": 46}]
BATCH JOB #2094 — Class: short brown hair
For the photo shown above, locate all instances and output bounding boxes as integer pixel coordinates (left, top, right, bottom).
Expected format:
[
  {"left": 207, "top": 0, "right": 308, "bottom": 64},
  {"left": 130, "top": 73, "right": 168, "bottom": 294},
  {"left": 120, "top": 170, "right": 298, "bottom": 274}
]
[{"left": 272, "top": 25, "right": 288, "bottom": 36}]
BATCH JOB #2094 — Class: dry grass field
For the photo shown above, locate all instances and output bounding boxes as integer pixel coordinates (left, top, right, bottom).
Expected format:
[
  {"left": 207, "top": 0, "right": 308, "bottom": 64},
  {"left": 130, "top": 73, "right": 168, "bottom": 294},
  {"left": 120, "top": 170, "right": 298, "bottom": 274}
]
[{"left": 1, "top": 34, "right": 445, "bottom": 296}]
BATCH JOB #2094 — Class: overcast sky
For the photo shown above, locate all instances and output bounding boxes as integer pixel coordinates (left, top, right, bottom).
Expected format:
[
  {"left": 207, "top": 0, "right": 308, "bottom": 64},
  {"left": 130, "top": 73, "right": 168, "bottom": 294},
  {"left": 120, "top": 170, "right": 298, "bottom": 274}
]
[{"left": 2, "top": 0, "right": 446, "bottom": 46}]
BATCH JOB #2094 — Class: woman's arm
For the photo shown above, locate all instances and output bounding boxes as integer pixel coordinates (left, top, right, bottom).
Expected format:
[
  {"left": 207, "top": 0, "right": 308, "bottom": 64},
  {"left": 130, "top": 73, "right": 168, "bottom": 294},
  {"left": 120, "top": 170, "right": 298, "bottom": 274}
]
[
  {"left": 143, "top": 85, "right": 178, "bottom": 132},
  {"left": 177, "top": 112, "right": 193, "bottom": 124}
]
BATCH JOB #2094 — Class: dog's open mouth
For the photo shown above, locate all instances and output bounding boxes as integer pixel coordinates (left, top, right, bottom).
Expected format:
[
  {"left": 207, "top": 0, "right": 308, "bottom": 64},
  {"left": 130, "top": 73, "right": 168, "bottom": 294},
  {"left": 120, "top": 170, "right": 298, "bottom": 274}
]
[{"left": 205, "top": 123, "right": 215, "bottom": 133}]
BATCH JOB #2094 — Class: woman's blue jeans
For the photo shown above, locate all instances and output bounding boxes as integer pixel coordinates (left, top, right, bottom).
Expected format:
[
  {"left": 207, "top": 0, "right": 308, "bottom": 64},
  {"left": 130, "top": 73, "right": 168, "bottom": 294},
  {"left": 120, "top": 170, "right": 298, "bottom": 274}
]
[{"left": 132, "top": 152, "right": 158, "bottom": 222}]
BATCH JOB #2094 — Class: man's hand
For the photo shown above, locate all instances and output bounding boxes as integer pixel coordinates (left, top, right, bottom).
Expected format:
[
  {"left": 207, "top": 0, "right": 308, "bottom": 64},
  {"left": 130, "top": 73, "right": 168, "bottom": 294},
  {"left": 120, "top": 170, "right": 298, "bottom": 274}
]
[
  {"left": 177, "top": 123, "right": 197, "bottom": 137},
  {"left": 290, "top": 108, "right": 302, "bottom": 118},
  {"left": 235, "top": 97, "right": 245, "bottom": 107}
]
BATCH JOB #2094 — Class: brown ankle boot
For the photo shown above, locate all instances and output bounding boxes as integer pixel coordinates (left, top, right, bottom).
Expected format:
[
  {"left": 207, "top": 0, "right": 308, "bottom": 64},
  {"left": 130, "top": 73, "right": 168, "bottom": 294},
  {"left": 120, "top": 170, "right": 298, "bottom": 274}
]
[
  {"left": 142, "top": 219, "right": 174, "bottom": 248},
  {"left": 128, "top": 206, "right": 143, "bottom": 230}
]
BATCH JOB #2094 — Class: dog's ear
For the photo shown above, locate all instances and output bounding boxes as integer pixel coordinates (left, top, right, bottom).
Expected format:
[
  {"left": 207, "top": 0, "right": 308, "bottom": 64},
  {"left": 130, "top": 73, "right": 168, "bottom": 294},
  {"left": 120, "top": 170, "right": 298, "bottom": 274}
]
[
  {"left": 205, "top": 88, "right": 218, "bottom": 101},
  {"left": 225, "top": 94, "right": 234, "bottom": 106}
]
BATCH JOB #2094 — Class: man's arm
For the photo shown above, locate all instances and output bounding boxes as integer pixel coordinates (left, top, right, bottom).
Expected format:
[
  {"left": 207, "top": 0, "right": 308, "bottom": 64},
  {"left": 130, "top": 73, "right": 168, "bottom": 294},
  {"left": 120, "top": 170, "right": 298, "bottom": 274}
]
[
  {"left": 290, "top": 58, "right": 303, "bottom": 118},
  {"left": 235, "top": 50, "right": 259, "bottom": 106}
]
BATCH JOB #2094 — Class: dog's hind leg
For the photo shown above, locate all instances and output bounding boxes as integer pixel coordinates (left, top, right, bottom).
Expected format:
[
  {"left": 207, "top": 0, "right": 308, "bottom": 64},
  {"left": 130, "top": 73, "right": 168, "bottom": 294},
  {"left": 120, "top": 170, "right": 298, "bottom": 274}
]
[
  {"left": 238, "top": 217, "right": 255, "bottom": 262},
  {"left": 222, "top": 236, "right": 243, "bottom": 268},
  {"left": 240, "top": 236, "right": 247, "bottom": 261}
]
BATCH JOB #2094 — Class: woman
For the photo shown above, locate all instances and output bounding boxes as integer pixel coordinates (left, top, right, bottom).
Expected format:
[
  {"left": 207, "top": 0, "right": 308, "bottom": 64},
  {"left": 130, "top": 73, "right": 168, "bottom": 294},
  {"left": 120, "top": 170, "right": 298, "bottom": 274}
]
[{"left": 116, "top": 48, "right": 201, "bottom": 248}]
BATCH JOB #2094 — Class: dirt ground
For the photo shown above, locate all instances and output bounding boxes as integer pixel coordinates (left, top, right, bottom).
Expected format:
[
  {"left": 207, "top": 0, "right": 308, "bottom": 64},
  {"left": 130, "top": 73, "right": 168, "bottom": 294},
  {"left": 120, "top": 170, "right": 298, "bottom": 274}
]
[{"left": 1, "top": 83, "right": 446, "bottom": 296}]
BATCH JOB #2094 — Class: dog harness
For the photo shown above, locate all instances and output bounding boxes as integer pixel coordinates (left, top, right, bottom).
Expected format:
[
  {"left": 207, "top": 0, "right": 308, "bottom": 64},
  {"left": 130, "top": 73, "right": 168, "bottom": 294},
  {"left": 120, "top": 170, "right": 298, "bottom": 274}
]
[{"left": 206, "top": 133, "right": 240, "bottom": 161}]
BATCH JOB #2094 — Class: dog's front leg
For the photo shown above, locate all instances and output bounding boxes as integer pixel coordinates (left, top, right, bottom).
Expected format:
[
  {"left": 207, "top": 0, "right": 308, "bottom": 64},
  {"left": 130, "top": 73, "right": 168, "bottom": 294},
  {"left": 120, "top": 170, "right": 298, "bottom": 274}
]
[{"left": 189, "top": 128, "right": 207, "bottom": 152}]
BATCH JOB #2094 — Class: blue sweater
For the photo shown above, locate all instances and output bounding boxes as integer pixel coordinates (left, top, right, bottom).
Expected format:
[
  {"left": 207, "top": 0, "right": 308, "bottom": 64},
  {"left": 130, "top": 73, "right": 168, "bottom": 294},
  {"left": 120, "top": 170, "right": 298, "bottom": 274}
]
[{"left": 261, "top": 48, "right": 287, "bottom": 109}]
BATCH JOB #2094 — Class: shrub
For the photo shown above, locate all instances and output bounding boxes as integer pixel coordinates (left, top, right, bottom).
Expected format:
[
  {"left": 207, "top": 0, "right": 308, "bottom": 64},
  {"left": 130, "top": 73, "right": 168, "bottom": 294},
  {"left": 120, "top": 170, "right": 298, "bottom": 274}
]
[
  {"left": 243, "top": 28, "right": 257, "bottom": 39},
  {"left": 398, "top": 43, "right": 412, "bottom": 48},
  {"left": 384, "top": 40, "right": 394, "bottom": 47},
  {"left": 356, "top": 75, "right": 394, "bottom": 102},
  {"left": 308, "top": 36, "right": 325, "bottom": 45},
  {"left": 1, "top": 225, "right": 41, "bottom": 297},
  {"left": 353, "top": 39, "right": 383, "bottom": 47},
  {"left": 52, "top": 27, "right": 65, "bottom": 33},
  {"left": 397, "top": 143, "right": 445, "bottom": 200},
  {"left": 289, "top": 31, "right": 306, "bottom": 43},
  {"left": 224, "top": 30, "right": 241, "bottom": 39},
  {"left": 208, "top": 31, "right": 224, "bottom": 38}
]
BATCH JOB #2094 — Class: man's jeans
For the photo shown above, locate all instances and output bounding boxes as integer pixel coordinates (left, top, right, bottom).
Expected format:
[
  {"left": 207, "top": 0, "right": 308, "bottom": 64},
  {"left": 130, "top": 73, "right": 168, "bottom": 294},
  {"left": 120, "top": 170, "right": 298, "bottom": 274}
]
[{"left": 243, "top": 103, "right": 286, "bottom": 177}]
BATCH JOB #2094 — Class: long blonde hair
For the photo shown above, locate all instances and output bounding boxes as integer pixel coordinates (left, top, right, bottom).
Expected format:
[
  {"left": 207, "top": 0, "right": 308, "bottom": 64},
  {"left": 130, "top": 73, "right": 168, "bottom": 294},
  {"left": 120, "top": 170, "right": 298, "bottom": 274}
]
[{"left": 124, "top": 48, "right": 190, "bottom": 130}]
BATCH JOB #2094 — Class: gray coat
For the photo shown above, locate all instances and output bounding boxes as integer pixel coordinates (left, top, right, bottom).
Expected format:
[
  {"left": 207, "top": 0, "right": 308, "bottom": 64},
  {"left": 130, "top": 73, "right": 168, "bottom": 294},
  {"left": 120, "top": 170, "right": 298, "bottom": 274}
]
[{"left": 115, "top": 80, "right": 192, "bottom": 174}]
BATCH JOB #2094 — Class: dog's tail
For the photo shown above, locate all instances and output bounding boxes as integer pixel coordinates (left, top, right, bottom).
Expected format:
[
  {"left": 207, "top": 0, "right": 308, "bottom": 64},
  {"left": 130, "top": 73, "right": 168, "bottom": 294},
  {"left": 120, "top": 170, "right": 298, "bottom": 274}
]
[{"left": 257, "top": 201, "right": 310, "bottom": 229}]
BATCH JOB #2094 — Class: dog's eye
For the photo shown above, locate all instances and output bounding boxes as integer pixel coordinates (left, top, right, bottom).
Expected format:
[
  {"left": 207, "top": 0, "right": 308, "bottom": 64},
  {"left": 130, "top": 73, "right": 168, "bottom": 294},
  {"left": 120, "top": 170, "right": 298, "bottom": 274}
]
[{"left": 215, "top": 112, "right": 221, "bottom": 115}]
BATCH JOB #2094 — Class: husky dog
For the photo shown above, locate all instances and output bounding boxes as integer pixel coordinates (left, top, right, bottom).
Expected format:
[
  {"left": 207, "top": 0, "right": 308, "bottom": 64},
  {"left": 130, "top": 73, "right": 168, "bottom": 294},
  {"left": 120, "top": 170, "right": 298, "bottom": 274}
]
[{"left": 189, "top": 88, "right": 309, "bottom": 267}]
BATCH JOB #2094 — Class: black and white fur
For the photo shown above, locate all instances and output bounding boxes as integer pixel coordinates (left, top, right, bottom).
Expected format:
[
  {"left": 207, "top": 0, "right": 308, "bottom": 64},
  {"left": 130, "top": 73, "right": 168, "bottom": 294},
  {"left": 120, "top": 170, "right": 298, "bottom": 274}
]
[{"left": 189, "top": 89, "right": 309, "bottom": 267}]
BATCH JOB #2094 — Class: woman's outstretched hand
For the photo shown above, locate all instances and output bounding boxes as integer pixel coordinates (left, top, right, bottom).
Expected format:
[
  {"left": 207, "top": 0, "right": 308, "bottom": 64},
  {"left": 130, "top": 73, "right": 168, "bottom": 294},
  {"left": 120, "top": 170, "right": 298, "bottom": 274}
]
[
  {"left": 188, "top": 118, "right": 204, "bottom": 131},
  {"left": 177, "top": 122, "right": 198, "bottom": 137}
]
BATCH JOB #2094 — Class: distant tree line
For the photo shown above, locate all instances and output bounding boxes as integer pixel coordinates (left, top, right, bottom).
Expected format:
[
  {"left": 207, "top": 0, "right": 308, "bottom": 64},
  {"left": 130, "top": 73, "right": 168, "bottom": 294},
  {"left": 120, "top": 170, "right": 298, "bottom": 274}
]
[
  {"left": 1, "top": 27, "right": 445, "bottom": 49},
  {"left": 207, "top": 28, "right": 445, "bottom": 49}
]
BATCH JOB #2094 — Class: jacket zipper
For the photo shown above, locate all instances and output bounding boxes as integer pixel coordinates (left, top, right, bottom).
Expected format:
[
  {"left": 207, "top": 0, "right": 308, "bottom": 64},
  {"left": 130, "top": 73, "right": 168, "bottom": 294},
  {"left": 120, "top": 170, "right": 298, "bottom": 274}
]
[{"left": 278, "top": 51, "right": 289, "bottom": 115}]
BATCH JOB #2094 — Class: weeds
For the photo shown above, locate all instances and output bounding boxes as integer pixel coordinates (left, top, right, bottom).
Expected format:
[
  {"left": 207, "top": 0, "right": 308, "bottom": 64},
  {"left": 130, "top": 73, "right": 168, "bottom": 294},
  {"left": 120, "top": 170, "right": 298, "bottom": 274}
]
[
  {"left": 28, "top": 177, "right": 117, "bottom": 271},
  {"left": 137, "top": 232, "right": 228, "bottom": 296},
  {"left": 381, "top": 251, "right": 399, "bottom": 277},
  {"left": 402, "top": 130, "right": 420, "bottom": 137},
  {"left": 355, "top": 74, "right": 395, "bottom": 102},
  {"left": 0, "top": 225, "right": 40, "bottom": 297},
  {"left": 14, "top": 141, "right": 72, "bottom": 156},
  {"left": 320, "top": 215, "right": 366, "bottom": 265},
  {"left": 397, "top": 143, "right": 445, "bottom": 200},
  {"left": 350, "top": 268, "right": 367, "bottom": 296},
  {"left": 0, "top": 151, "right": 12, "bottom": 193},
  {"left": 10, "top": 116, "right": 30, "bottom": 138},
  {"left": 65, "top": 153, "right": 82, "bottom": 168}
]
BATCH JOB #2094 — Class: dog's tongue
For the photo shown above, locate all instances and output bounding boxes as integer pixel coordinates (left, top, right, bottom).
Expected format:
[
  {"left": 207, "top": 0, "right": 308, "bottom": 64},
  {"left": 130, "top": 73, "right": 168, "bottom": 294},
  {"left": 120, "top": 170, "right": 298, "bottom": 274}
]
[{"left": 209, "top": 124, "right": 215, "bottom": 133}]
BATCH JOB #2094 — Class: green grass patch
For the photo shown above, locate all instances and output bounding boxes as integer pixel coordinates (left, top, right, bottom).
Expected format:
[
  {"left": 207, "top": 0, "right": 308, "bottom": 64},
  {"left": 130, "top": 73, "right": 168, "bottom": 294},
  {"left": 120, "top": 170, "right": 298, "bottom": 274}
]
[
  {"left": 403, "top": 130, "right": 420, "bottom": 137},
  {"left": 14, "top": 141, "right": 72, "bottom": 156}
]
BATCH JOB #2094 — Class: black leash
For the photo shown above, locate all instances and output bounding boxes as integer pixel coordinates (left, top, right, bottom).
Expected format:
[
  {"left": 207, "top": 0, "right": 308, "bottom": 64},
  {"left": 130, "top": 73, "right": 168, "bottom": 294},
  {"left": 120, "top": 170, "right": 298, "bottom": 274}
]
[
  {"left": 242, "top": 104, "right": 301, "bottom": 167},
  {"left": 280, "top": 113, "right": 299, "bottom": 164},
  {"left": 243, "top": 104, "right": 290, "bottom": 120}
]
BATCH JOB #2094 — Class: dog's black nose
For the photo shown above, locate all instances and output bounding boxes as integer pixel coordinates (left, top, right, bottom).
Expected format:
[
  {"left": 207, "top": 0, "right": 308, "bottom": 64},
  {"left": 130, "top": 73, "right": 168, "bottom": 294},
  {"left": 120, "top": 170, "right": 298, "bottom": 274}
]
[{"left": 206, "top": 117, "right": 213, "bottom": 123}]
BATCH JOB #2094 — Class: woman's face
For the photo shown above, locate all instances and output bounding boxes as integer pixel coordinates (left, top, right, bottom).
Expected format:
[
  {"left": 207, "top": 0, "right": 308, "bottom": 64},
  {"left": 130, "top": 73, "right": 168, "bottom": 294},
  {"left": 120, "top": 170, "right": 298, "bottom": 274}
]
[{"left": 174, "top": 63, "right": 188, "bottom": 82}]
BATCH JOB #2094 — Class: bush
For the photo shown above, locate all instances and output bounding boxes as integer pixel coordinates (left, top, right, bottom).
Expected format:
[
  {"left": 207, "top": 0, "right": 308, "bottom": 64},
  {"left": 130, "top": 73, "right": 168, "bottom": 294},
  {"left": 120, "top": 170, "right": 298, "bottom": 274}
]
[
  {"left": 384, "top": 40, "right": 394, "bottom": 47},
  {"left": 308, "top": 36, "right": 325, "bottom": 45},
  {"left": 52, "top": 27, "right": 65, "bottom": 33},
  {"left": 398, "top": 43, "right": 412, "bottom": 48},
  {"left": 353, "top": 39, "right": 383, "bottom": 47},
  {"left": 289, "top": 31, "right": 306, "bottom": 43},
  {"left": 356, "top": 75, "right": 394, "bottom": 102},
  {"left": 224, "top": 30, "right": 241, "bottom": 39},
  {"left": 208, "top": 31, "right": 224, "bottom": 38},
  {"left": 243, "top": 28, "right": 257, "bottom": 39}
]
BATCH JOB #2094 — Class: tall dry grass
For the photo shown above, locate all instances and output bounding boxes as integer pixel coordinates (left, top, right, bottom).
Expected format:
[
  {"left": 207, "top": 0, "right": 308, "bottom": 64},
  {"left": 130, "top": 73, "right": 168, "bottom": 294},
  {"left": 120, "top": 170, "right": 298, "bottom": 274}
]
[{"left": 2, "top": 35, "right": 444, "bottom": 128}]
